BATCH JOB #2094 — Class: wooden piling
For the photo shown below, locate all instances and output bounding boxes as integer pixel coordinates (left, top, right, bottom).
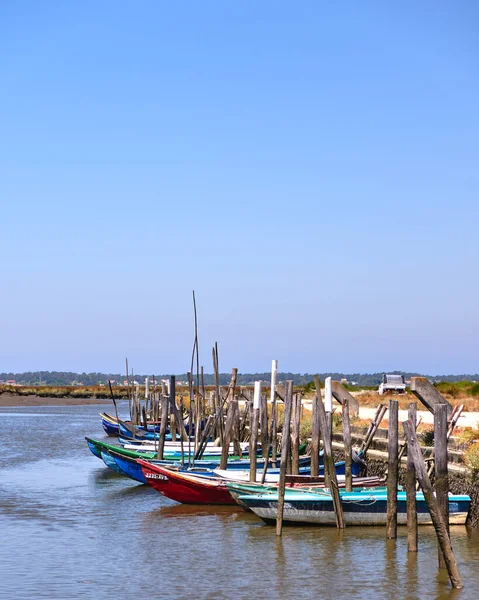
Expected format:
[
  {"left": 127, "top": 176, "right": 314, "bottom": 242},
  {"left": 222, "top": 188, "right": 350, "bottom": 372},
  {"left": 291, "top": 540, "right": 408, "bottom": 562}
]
[
  {"left": 403, "top": 420, "right": 463, "bottom": 589},
  {"left": 435, "top": 402, "right": 450, "bottom": 567},
  {"left": 260, "top": 389, "right": 269, "bottom": 462},
  {"left": 276, "top": 380, "right": 293, "bottom": 536},
  {"left": 219, "top": 369, "right": 238, "bottom": 469},
  {"left": 406, "top": 402, "right": 418, "bottom": 552},
  {"left": 290, "top": 393, "right": 301, "bottom": 475},
  {"left": 310, "top": 392, "right": 321, "bottom": 477},
  {"left": 342, "top": 398, "right": 353, "bottom": 492},
  {"left": 249, "top": 381, "right": 261, "bottom": 482},
  {"left": 314, "top": 375, "right": 344, "bottom": 528},
  {"left": 157, "top": 394, "right": 169, "bottom": 460},
  {"left": 386, "top": 399, "right": 399, "bottom": 539}
]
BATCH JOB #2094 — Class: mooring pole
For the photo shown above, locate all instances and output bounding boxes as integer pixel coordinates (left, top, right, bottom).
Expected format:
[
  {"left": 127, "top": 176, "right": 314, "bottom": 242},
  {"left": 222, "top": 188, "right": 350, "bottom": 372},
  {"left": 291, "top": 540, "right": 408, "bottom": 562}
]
[
  {"left": 249, "top": 382, "right": 261, "bottom": 482},
  {"left": 314, "top": 375, "right": 344, "bottom": 528},
  {"left": 403, "top": 420, "right": 462, "bottom": 589},
  {"left": 276, "top": 380, "right": 293, "bottom": 536},
  {"left": 325, "top": 376, "right": 333, "bottom": 438},
  {"left": 291, "top": 393, "right": 301, "bottom": 475},
  {"left": 310, "top": 391, "right": 321, "bottom": 477},
  {"left": 342, "top": 398, "right": 353, "bottom": 492},
  {"left": 386, "top": 399, "right": 398, "bottom": 539},
  {"left": 406, "top": 402, "right": 418, "bottom": 552},
  {"left": 435, "top": 402, "right": 450, "bottom": 567},
  {"left": 270, "top": 360, "right": 278, "bottom": 468}
]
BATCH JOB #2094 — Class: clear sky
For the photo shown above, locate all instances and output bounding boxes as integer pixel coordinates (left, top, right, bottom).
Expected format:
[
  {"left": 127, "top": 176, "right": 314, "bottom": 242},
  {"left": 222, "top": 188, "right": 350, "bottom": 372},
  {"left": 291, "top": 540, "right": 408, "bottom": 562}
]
[{"left": 1, "top": 1, "right": 478, "bottom": 375}]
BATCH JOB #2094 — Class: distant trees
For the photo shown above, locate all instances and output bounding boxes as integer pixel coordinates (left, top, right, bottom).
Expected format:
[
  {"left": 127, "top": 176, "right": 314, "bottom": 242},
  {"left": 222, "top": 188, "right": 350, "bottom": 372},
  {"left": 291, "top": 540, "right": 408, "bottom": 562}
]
[{"left": 0, "top": 370, "right": 478, "bottom": 387}]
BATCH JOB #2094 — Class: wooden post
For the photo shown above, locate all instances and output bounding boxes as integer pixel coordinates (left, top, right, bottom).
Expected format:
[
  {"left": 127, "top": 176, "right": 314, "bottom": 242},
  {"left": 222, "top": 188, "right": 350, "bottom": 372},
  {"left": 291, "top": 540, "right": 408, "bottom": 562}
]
[
  {"left": 157, "top": 394, "right": 169, "bottom": 460},
  {"left": 260, "top": 388, "right": 269, "bottom": 461},
  {"left": 325, "top": 376, "right": 333, "bottom": 438},
  {"left": 361, "top": 404, "right": 387, "bottom": 456},
  {"left": 231, "top": 392, "right": 242, "bottom": 458},
  {"left": 212, "top": 344, "right": 224, "bottom": 445},
  {"left": 276, "top": 380, "right": 293, "bottom": 536},
  {"left": 219, "top": 369, "right": 238, "bottom": 469},
  {"left": 403, "top": 421, "right": 463, "bottom": 589},
  {"left": 291, "top": 393, "right": 301, "bottom": 475},
  {"left": 249, "top": 381, "right": 261, "bottom": 482},
  {"left": 342, "top": 398, "right": 353, "bottom": 492},
  {"left": 435, "top": 402, "right": 450, "bottom": 567},
  {"left": 310, "top": 392, "right": 321, "bottom": 477},
  {"left": 406, "top": 402, "right": 418, "bottom": 552},
  {"left": 314, "top": 375, "right": 344, "bottom": 528},
  {"left": 386, "top": 399, "right": 399, "bottom": 539}
]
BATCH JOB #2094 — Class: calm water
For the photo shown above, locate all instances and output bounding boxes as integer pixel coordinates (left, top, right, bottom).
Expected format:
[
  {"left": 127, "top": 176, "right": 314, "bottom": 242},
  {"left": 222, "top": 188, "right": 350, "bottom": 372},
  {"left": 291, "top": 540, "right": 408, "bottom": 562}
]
[{"left": 1, "top": 403, "right": 479, "bottom": 599}]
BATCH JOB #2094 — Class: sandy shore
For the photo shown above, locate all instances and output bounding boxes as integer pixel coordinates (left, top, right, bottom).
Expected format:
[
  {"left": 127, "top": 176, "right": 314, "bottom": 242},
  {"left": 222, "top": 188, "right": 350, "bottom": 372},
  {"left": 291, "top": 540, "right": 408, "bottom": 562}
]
[{"left": 0, "top": 394, "right": 111, "bottom": 407}]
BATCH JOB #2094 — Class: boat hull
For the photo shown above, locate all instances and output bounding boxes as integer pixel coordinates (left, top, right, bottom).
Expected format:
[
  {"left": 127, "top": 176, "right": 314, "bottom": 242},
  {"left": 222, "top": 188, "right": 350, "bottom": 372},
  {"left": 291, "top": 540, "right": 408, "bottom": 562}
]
[
  {"left": 138, "top": 461, "right": 237, "bottom": 505},
  {"left": 242, "top": 492, "right": 470, "bottom": 526}
]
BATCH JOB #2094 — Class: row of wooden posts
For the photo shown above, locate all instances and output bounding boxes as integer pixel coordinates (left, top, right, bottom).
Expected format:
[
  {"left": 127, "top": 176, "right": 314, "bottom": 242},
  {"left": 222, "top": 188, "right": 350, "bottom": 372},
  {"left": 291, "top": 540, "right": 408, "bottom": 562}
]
[
  {"left": 273, "top": 383, "right": 463, "bottom": 589},
  {"left": 122, "top": 364, "right": 463, "bottom": 590}
]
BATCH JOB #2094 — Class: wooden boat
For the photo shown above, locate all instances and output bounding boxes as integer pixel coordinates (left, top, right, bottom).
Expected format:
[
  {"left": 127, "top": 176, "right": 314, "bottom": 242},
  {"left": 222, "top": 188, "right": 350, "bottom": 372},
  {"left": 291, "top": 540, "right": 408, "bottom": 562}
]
[
  {"left": 226, "top": 477, "right": 385, "bottom": 510},
  {"left": 138, "top": 460, "right": 237, "bottom": 505},
  {"left": 86, "top": 437, "right": 306, "bottom": 471},
  {"left": 213, "top": 456, "right": 364, "bottom": 483},
  {"left": 100, "top": 412, "right": 161, "bottom": 437},
  {"left": 238, "top": 489, "right": 471, "bottom": 526},
  {"left": 100, "top": 449, "right": 124, "bottom": 474}
]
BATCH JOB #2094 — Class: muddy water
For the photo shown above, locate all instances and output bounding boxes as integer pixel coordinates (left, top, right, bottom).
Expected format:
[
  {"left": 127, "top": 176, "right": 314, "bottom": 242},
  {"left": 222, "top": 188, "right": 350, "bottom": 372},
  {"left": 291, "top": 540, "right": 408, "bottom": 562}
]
[{"left": 1, "top": 403, "right": 479, "bottom": 599}]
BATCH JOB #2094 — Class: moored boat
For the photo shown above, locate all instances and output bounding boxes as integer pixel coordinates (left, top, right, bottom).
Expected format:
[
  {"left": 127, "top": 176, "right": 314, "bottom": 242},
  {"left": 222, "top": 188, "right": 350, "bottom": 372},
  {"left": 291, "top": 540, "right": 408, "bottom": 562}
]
[
  {"left": 239, "top": 489, "right": 471, "bottom": 526},
  {"left": 138, "top": 460, "right": 237, "bottom": 505}
]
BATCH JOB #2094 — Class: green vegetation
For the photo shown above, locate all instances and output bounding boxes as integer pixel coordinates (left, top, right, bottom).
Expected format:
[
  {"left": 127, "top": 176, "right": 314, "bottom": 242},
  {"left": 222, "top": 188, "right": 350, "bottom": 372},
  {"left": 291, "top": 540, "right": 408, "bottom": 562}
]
[
  {"left": 420, "top": 428, "right": 435, "bottom": 447},
  {"left": 463, "top": 443, "right": 479, "bottom": 472},
  {"left": 0, "top": 384, "right": 130, "bottom": 399},
  {"left": 434, "top": 381, "right": 479, "bottom": 398},
  {"left": 456, "top": 427, "right": 479, "bottom": 447},
  {"left": 2, "top": 370, "right": 479, "bottom": 388}
]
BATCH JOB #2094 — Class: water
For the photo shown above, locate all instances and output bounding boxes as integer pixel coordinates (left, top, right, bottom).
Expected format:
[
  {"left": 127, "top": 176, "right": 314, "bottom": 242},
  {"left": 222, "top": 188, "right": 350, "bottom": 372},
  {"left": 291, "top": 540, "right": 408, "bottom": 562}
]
[{"left": 1, "top": 403, "right": 479, "bottom": 599}]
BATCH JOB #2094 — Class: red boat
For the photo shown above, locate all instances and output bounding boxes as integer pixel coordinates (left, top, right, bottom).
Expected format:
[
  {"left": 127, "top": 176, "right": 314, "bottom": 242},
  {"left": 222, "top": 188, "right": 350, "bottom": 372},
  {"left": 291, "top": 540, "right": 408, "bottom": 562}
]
[{"left": 137, "top": 460, "right": 237, "bottom": 505}]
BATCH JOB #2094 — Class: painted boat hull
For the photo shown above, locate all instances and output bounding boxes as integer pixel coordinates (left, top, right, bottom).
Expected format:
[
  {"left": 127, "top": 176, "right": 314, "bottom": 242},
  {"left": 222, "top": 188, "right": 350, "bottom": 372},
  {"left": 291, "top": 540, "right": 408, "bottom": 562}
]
[
  {"left": 138, "top": 461, "right": 237, "bottom": 505},
  {"left": 240, "top": 491, "right": 471, "bottom": 526},
  {"left": 100, "top": 449, "right": 124, "bottom": 474}
]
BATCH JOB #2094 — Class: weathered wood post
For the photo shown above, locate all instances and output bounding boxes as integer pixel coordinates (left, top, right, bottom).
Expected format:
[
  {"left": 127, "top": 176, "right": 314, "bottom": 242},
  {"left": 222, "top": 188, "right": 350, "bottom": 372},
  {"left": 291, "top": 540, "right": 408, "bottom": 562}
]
[
  {"left": 386, "top": 399, "right": 399, "bottom": 539},
  {"left": 325, "top": 376, "right": 333, "bottom": 437},
  {"left": 342, "top": 398, "right": 353, "bottom": 492},
  {"left": 219, "top": 369, "right": 238, "bottom": 469},
  {"left": 212, "top": 343, "right": 224, "bottom": 445},
  {"left": 249, "top": 381, "right": 261, "bottom": 482},
  {"left": 435, "top": 402, "right": 450, "bottom": 567},
  {"left": 310, "top": 391, "right": 321, "bottom": 477},
  {"left": 406, "top": 402, "right": 418, "bottom": 552},
  {"left": 403, "top": 420, "right": 463, "bottom": 589},
  {"left": 157, "top": 393, "right": 169, "bottom": 460},
  {"left": 270, "top": 360, "right": 278, "bottom": 468},
  {"left": 314, "top": 375, "right": 344, "bottom": 528},
  {"left": 276, "top": 380, "right": 293, "bottom": 536},
  {"left": 260, "top": 389, "right": 269, "bottom": 462},
  {"left": 291, "top": 393, "right": 301, "bottom": 474}
]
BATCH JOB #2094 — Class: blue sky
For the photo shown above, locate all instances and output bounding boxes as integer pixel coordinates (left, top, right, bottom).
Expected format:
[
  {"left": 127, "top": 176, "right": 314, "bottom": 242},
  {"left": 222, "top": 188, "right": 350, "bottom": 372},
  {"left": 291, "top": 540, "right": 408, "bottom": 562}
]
[{"left": 1, "top": 1, "right": 478, "bottom": 375}]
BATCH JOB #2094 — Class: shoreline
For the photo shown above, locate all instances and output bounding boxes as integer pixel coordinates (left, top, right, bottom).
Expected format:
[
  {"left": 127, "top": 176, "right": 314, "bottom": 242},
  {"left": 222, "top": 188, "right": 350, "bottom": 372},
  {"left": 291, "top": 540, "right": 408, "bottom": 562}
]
[{"left": 0, "top": 393, "right": 114, "bottom": 407}]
